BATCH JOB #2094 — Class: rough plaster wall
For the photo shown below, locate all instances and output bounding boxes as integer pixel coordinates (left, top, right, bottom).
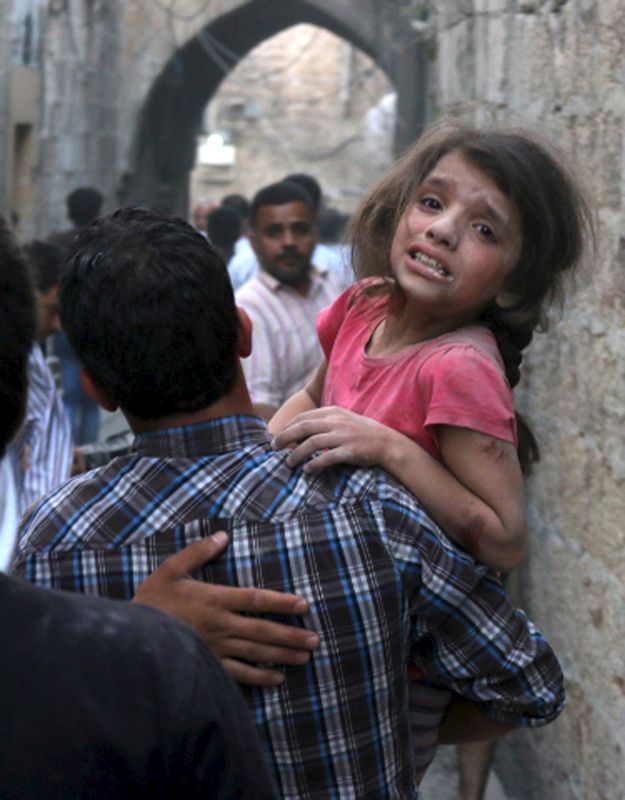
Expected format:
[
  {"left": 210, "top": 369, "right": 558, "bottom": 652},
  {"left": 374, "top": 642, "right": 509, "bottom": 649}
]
[
  {"left": 36, "top": 0, "right": 122, "bottom": 233},
  {"left": 35, "top": 0, "right": 394, "bottom": 233},
  {"left": 433, "top": 1, "right": 625, "bottom": 798},
  {"left": 0, "top": 0, "right": 12, "bottom": 214}
]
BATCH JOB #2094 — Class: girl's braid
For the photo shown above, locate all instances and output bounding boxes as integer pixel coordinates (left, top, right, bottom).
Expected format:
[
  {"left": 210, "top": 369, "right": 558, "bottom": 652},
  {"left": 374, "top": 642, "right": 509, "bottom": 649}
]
[{"left": 481, "top": 305, "right": 539, "bottom": 474}]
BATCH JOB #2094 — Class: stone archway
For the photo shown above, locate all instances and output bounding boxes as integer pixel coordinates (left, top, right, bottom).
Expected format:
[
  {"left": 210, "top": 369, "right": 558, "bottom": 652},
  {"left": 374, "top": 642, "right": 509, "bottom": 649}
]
[{"left": 125, "top": 0, "right": 428, "bottom": 215}]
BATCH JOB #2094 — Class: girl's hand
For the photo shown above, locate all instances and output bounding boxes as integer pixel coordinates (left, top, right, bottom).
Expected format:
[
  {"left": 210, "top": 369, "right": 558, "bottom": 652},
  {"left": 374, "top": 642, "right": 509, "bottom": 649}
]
[{"left": 273, "top": 406, "right": 395, "bottom": 472}]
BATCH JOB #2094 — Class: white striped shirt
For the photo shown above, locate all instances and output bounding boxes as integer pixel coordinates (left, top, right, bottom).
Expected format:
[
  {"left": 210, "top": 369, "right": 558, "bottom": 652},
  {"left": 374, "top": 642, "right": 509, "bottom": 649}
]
[
  {"left": 0, "top": 456, "right": 18, "bottom": 570},
  {"left": 8, "top": 345, "right": 73, "bottom": 517},
  {"left": 236, "top": 269, "right": 340, "bottom": 408}
]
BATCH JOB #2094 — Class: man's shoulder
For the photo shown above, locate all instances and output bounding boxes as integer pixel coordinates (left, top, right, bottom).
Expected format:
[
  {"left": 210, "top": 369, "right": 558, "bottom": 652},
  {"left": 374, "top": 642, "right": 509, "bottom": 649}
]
[
  {"left": 235, "top": 273, "right": 273, "bottom": 305},
  {"left": 16, "top": 457, "right": 129, "bottom": 550},
  {"left": 3, "top": 569, "right": 202, "bottom": 654}
]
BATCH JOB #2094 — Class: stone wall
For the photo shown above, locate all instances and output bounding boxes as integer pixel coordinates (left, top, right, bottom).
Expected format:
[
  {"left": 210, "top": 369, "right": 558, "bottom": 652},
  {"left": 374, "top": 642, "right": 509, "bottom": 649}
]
[
  {"left": 0, "top": 0, "right": 13, "bottom": 215},
  {"left": 431, "top": 2, "right": 625, "bottom": 798},
  {"left": 31, "top": 0, "right": 420, "bottom": 228},
  {"left": 35, "top": 0, "right": 123, "bottom": 234}
]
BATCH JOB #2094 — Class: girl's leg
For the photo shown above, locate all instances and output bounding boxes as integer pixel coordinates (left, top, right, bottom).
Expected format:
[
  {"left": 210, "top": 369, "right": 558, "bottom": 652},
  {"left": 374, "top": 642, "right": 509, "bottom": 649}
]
[{"left": 409, "top": 681, "right": 452, "bottom": 783}]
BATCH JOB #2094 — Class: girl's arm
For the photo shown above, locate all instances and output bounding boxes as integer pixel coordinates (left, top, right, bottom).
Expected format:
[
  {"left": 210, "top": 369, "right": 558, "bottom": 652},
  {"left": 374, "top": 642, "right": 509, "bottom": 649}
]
[
  {"left": 273, "top": 408, "right": 526, "bottom": 573},
  {"left": 268, "top": 361, "right": 328, "bottom": 437}
]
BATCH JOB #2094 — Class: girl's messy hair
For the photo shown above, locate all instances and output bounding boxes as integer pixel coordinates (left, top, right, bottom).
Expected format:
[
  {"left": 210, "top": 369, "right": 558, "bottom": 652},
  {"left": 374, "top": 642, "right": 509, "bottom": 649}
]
[
  {"left": 351, "top": 117, "right": 595, "bottom": 328},
  {"left": 350, "top": 118, "right": 596, "bottom": 472}
]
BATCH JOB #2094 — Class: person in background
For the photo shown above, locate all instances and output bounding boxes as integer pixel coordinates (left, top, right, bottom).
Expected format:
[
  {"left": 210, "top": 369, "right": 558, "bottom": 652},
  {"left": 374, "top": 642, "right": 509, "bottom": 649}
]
[
  {"left": 191, "top": 197, "right": 218, "bottom": 235},
  {"left": 228, "top": 175, "right": 352, "bottom": 291},
  {"left": 48, "top": 186, "right": 104, "bottom": 253},
  {"left": 0, "top": 214, "right": 276, "bottom": 800},
  {"left": 207, "top": 206, "right": 241, "bottom": 265},
  {"left": 8, "top": 240, "right": 73, "bottom": 517},
  {"left": 49, "top": 186, "right": 104, "bottom": 445},
  {"left": 236, "top": 181, "right": 341, "bottom": 420},
  {"left": 283, "top": 173, "right": 352, "bottom": 289},
  {"left": 221, "top": 193, "right": 256, "bottom": 277},
  {"left": 317, "top": 206, "right": 352, "bottom": 288},
  {"left": 221, "top": 193, "right": 252, "bottom": 238},
  {"left": 0, "top": 222, "right": 37, "bottom": 562}
]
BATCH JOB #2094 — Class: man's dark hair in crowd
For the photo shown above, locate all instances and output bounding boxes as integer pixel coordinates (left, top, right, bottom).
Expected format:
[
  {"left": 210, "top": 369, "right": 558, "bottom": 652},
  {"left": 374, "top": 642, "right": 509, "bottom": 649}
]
[
  {"left": 66, "top": 186, "right": 103, "bottom": 227},
  {"left": 207, "top": 207, "right": 241, "bottom": 263},
  {"left": 221, "top": 193, "right": 250, "bottom": 222},
  {"left": 249, "top": 181, "right": 314, "bottom": 227},
  {"left": 317, "top": 207, "right": 349, "bottom": 244},
  {"left": 61, "top": 207, "right": 239, "bottom": 420},
  {"left": 0, "top": 218, "right": 36, "bottom": 451},
  {"left": 22, "top": 240, "right": 64, "bottom": 294},
  {"left": 283, "top": 173, "right": 321, "bottom": 212}
]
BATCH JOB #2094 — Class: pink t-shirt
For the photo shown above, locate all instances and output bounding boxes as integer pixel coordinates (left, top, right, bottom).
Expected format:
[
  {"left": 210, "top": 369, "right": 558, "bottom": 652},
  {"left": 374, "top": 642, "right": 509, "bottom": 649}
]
[{"left": 318, "top": 283, "right": 517, "bottom": 462}]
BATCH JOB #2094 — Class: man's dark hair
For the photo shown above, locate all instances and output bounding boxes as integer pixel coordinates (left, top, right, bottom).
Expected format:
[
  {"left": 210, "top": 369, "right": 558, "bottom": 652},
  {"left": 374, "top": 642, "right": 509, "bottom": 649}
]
[
  {"left": 0, "top": 217, "right": 36, "bottom": 454},
  {"left": 22, "top": 241, "right": 64, "bottom": 293},
  {"left": 60, "top": 207, "right": 239, "bottom": 420},
  {"left": 221, "top": 194, "right": 250, "bottom": 221},
  {"left": 318, "top": 208, "right": 349, "bottom": 244},
  {"left": 66, "top": 187, "right": 103, "bottom": 227},
  {"left": 207, "top": 207, "right": 241, "bottom": 248},
  {"left": 250, "top": 182, "right": 315, "bottom": 227},
  {"left": 283, "top": 173, "right": 321, "bottom": 212}
]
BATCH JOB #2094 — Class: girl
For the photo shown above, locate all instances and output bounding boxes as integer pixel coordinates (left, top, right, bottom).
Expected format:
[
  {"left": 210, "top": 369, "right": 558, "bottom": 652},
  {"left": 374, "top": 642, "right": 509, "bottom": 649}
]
[
  {"left": 271, "top": 120, "right": 594, "bottom": 575},
  {"left": 269, "top": 119, "right": 593, "bottom": 783}
]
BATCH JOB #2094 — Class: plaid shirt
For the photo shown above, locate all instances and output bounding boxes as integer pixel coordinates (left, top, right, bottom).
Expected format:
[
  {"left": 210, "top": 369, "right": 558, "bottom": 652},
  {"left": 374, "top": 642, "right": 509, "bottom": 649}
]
[{"left": 14, "top": 416, "right": 565, "bottom": 799}]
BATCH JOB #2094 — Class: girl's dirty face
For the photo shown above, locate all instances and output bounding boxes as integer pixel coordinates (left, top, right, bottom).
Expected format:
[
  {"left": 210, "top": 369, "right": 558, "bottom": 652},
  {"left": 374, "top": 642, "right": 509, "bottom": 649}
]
[{"left": 390, "top": 150, "right": 522, "bottom": 325}]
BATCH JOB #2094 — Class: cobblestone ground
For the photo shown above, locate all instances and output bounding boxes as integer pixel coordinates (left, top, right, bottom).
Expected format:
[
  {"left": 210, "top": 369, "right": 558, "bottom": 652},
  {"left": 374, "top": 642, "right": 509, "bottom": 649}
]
[{"left": 420, "top": 747, "right": 509, "bottom": 800}]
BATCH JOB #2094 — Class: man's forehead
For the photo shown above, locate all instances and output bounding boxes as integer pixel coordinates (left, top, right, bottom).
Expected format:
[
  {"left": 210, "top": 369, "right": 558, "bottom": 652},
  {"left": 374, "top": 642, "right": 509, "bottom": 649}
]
[{"left": 255, "top": 201, "right": 314, "bottom": 226}]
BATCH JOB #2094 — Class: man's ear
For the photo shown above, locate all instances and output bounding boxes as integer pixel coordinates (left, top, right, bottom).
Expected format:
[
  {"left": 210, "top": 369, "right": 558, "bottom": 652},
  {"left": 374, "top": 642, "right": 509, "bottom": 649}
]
[
  {"left": 80, "top": 368, "right": 118, "bottom": 412},
  {"left": 249, "top": 230, "right": 259, "bottom": 255},
  {"left": 236, "top": 307, "right": 253, "bottom": 358}
]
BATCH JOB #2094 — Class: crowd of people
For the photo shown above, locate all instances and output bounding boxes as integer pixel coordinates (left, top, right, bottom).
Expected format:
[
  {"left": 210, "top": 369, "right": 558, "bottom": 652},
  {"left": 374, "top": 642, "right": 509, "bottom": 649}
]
[{"left": 0, "top": 116, "right": 595, "bottom": 799}]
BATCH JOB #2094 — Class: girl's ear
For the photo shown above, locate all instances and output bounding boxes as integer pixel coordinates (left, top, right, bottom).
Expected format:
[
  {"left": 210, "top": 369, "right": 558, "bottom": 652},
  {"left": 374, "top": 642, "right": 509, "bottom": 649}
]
[
  {"left": 494, "top": 290, "right": 518, "bottom": 310},
  {"left": 236, "top": 307, "right": 253, "bottom": 358},
  {"left": 80, "top": 368, "right": 118, "bottom": 412}
]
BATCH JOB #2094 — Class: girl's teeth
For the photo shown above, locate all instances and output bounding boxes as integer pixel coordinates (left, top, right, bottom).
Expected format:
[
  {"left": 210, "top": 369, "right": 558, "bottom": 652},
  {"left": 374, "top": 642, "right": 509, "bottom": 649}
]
[{"left": 411, "top": 251, "right": 451, "bottom": 278}]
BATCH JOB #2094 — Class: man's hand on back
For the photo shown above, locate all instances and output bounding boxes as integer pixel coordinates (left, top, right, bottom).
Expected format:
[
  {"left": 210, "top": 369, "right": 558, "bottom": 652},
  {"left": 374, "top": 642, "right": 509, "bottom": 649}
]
[{"left": 133, "top": 531, "right": 320, "bottom": 686}]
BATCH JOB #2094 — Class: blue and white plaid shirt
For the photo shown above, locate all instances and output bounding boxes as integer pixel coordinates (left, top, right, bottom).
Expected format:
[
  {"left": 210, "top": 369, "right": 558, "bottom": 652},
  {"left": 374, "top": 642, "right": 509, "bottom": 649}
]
[{"left": 14, "top": 416, "right": 565, "bottom": 799}]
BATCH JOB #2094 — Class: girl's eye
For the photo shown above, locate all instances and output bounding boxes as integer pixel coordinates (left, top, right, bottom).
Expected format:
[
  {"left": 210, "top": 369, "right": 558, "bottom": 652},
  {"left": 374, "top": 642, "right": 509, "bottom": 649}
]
[
  {"left": 420, "top": 196, "right": 442, "bottom": 210},
  {"left": 475, "top": 223, "right": 495, "bottom": 240}
]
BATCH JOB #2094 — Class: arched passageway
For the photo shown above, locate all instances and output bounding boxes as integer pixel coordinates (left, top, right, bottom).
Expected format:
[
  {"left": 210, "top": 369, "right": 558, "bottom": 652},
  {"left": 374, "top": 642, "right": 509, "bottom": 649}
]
[{"left": 125, "top": 0, "right": 427, "bottom": 215}]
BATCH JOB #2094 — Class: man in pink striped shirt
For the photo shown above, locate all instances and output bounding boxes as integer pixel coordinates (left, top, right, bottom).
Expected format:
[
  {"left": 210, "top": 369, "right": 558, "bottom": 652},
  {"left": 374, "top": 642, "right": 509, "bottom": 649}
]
[{"left": 236, "top": 182, "right": 341, "bottom": 420}]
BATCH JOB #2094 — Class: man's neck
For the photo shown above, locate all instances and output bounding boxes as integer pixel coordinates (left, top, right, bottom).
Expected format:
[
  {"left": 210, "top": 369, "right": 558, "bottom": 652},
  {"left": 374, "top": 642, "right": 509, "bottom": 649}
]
[
  {"left": 126, "top": 375, "right": 255, "bottom": 435},
  {"left": 293, "top": 278, "right": 312, "bottom": 297},
  {"left": 261, "top": 269, "right": 312, "bottom": 297}
]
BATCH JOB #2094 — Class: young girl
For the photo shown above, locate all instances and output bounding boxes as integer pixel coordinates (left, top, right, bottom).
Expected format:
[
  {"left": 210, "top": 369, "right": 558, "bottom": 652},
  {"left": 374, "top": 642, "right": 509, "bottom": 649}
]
[
  {"left": 269, "top": 120, "right": 593, "bottom": 782},
  {"left": 271, "top": 120, "right": 593, "bottom": 575}
]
